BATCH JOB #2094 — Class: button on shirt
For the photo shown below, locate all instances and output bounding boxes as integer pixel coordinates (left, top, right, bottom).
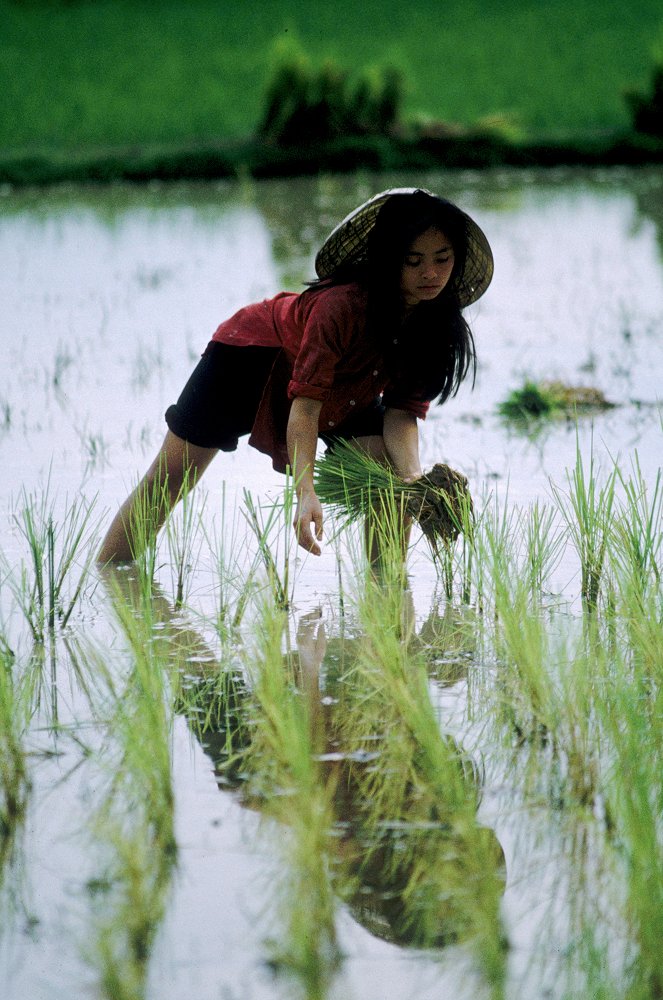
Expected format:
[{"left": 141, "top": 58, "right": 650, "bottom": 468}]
[{"left": 211, "top": 282, "right": 430, "bottom": 472}]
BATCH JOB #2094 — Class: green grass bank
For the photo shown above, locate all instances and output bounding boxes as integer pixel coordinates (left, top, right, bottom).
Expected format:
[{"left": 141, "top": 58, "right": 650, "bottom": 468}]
[{"left": 2, "top": 0, "right": 663, "bottom": 184}]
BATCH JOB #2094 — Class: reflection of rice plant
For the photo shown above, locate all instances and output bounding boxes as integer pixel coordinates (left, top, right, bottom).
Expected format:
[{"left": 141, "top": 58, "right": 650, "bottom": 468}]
[
  {"left": 77, "top": 427, "right": 111, "bottom": 472},
  {"left": 2, "top": 482, "right": 99, "bottom": 642},
  {"left": 244, "top": 601, "right": 339, "bottom": 993},
  {"left": 0, "top": 400, "right": 11, "bottom": 431},
  {"left": 597, "top": 636, "right": 663, "bottom": 997},
  {"left": 0, "top": 642, "right": 29, "bottom": 848},
  {"left": 87, "top": 584, "right": 177, "bottom": 1000},
  {"left": 51, "top": 342, "right": 74, "bottom": 391},
  {"left": 344, "top": 580, "right": 508, "bottom": 993},
  {"left": 131, "top": 341, "right": 165, "bottom": 391}
]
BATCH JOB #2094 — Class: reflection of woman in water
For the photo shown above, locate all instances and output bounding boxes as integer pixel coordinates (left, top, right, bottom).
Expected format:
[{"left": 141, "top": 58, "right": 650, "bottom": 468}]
[
  {"left": 103, "top": 568, "right": 505, "bottom": 954},
  {"left": 98, "top": 188, "right": 493, "bottom": 563}
]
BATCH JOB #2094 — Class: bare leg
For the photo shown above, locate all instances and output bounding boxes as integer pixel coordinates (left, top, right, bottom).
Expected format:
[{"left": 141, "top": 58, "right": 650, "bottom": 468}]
[{"left": 97, "top": 431, "right": 219, "bottom": 563}]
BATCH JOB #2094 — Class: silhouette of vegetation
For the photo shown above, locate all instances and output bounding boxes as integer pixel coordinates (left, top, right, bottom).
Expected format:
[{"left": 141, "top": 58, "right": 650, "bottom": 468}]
[
  {"left": 259, "top": 40, "right": 404, "bottom": 146},
  {"left": 626, "top": 65, "right": 663, "bottom": 137}
]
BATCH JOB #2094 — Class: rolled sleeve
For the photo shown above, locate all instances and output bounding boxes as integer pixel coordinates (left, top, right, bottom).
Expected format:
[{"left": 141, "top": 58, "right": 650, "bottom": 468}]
[{"left": 287, "top": 378, "right": 330, "bottom": 401}]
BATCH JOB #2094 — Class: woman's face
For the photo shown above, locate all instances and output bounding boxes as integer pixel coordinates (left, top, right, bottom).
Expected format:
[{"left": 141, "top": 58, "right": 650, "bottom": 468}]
[{"left": 399, "top": 226, "right": 455, "bottom": 310}]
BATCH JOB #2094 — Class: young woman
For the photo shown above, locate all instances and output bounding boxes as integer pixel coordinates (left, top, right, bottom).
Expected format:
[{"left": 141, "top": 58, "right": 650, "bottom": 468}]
[{"left": 97, "top": 187, "right": 493, "bottom": 563}]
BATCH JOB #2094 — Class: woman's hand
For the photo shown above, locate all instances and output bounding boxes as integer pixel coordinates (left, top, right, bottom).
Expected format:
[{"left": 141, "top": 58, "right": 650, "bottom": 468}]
[
  {"left": 287, "top": 397, "right": 325, "bottom": 556},
  {"left": 293, "top": 490, "right": 324, "bottom": 555}
]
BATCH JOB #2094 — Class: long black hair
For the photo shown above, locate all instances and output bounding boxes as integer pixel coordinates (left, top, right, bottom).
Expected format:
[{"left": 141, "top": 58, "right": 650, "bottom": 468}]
[{"left": 308, "top": 190, "right": 477, "bottom": 405}]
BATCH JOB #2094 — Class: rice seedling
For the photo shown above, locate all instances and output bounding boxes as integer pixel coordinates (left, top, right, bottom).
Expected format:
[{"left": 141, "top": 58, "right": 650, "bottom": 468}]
[
  {"left": 164, "top": 468, "right": 207, "bottom": 608},
  {"left": 472, "top": 489, "right": 523, "bottom": 619},
  {"left": 473, "top": 502, "right": 611, "bottom": 818},
  {"left": 498, "top": 381, "right": 615, "bottom": 422},
  {"left": 204, "top": 484, "right": 262, "bottom": 640},
  {"left": 124, "top": 473, "right": 167, "bottom": 601},
  {"left": 258, "top": 37, "right": 404, "bottom": 146},
  {"left": 316, "top": 438, "right": 471, "bottom": 556},
  {"left": 498, "top": 380, "right": 561, "bottom": 421},
  {"left": 315, "top": 438, "right": 473, "bottom": 604},
  {"left": 120, "top": 455, "right": 203, "bottom": 603},
  {"left": 1, "top": 480, "right": 100, "bottom": 643},
  {"left": 550, "top": 438, "right": 618, "bottom": 612},
  {"left": 241, "top": 477, "right": 296, "bottom": 611},
  {"left": 489, "top": 568, "right": 557, "bottom": 747},
  {"left": 610, "top": 454, "right": 662, "bottom": 606},
  {"left": 131, "top": 340, "right": 165, "bottom": 391},
  {"left": 523, "top": 499, "right": 566, "bottom": 603}
]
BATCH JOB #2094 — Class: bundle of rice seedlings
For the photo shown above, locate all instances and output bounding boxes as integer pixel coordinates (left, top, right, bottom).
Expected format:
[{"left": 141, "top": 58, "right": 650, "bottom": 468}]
[
  {"left": 314, "top": 439, "right": 473, "bottom": 550},
  {"left": 498, "top": 379, "right": 615, "bottom": 421}
]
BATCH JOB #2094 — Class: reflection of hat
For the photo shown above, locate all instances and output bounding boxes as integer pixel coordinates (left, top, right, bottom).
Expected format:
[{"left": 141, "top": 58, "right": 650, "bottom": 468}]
[{"left": 315, "top": 187, "right": 494, "bottom": 307}]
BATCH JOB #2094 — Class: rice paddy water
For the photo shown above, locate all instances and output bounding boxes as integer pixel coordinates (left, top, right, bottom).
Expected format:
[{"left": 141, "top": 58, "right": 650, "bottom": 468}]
[{"left": 0, "top": 167, "right": 662, "bottom": 1000}]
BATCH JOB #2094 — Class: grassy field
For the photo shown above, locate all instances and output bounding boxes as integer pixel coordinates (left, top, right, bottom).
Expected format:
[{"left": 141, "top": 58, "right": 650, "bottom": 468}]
[{"left": 1, "top": 0, "right": 662, "bottom": 156}]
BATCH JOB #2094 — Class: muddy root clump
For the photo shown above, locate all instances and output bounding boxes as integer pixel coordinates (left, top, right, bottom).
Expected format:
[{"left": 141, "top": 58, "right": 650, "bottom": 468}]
[{"left": 405, "top": 464, "right": 473, "bottom": 546}]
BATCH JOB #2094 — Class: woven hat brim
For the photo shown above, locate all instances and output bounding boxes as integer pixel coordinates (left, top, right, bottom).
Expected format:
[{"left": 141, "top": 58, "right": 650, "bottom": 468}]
[{"left": 314, "top": 187, "right": 493, "bottom": 307}]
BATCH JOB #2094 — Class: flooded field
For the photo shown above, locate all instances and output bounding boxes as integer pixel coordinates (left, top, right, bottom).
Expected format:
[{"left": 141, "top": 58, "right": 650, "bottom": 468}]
[{"left": 1, "top": 168, "right": 662, "bottom": 1000}]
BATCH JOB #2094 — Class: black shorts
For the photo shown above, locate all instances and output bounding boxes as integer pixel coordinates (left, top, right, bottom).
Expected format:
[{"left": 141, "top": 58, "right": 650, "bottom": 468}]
[{"left": 165, "top": 341, "right": 385, "bottom": 454}]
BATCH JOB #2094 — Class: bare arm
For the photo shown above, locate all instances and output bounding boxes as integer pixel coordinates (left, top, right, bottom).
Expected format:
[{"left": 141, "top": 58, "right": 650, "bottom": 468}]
[
  {"left": 382, "top": 408, "right": 423, "bottom": 482},
  {"left": 287, "top": 396, "right": 324, "bottom": 555}
]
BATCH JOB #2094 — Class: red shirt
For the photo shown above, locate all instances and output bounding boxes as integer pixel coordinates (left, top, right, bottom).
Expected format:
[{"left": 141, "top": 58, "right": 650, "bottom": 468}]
[{"left": 211, "top": 282, "right": 430, "bottom": 472}]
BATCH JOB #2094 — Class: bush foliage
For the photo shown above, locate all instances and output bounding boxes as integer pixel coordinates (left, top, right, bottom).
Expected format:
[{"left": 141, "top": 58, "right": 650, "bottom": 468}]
[
  {"left": 258, "top": 39, "right": 404, "bottom": 145},
  {"left": 626, "top": 68, "right": 663, "bottom": 137}
]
